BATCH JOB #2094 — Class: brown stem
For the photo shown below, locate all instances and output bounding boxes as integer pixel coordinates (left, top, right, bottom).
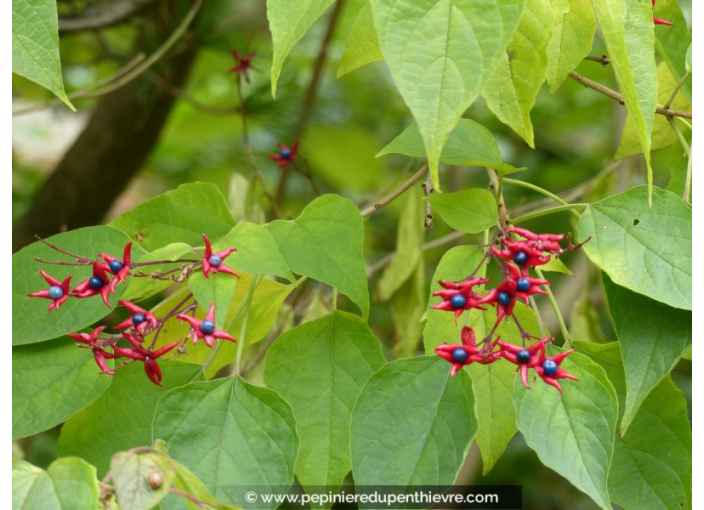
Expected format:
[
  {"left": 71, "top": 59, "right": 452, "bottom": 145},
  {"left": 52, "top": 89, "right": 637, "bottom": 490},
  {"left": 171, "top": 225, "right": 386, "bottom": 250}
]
[
  {"left": 584, "top": 54, "right": 611, "bottom": 67},
  {"left": 360, "top": 165, "right": 428, "bottom": 218},
  {"left": 421, "top": 172, "right": 434, "bottom": 228}
]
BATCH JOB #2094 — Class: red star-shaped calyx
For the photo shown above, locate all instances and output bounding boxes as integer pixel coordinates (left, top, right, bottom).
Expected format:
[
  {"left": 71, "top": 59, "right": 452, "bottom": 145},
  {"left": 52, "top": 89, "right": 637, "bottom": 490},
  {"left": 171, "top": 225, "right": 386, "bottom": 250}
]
[
  {"left": 652, "top": 0, "right": 673, "bottom": 26},
  {"left": 71, "top": 262, "right": 113, "bottom": 308},
  {"left": 229, "top": 50, "right": 257, "bottom": 82},
  {"left": 69, "top": 326, "right": 120, "bottom": 375},
  {"left": 505, "top": 227, "right": 564, "bottom": 253},
  {"left": 176, "top": 302, "right": 236, "bottom": 348},
  {"left": 111, "top": 332, "right": 180, "bottom": 386},
  {"left": 480, "top": 278, "right": 519, "bottom": 325},
  {"left": 99, "top": 242, "right": 132, "bottom": 293},
  {"left": 506, "top": 263, "right": 549, "bottom": 304},
  {"left": 114, "top": 300, "right": 159, "bottom": 332},
  {"left": 534, "top": 348, "right": 579, "bottom": 393},
  {"left": 267, "top": 141, "right": 299, "bottom": 169},
  {"left": 431, "top": 277, "right": 490, "bottom": 324},
  {"left": 498, "top": 337, "right": 552, "bottom": 389},
  {"left": 491, "top": 240, "right": 551, "bottom": 267},
  {"left": 28, "top": 270, "right": 72, "bottom": 312},
  {"left": 202, "top": 234, "right": 239, "bottom": 279}
]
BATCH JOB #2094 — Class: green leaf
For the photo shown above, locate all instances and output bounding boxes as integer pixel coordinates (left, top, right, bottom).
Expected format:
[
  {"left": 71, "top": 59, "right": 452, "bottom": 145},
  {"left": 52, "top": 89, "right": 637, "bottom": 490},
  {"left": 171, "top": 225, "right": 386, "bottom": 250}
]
[
  {"left": 268, "top": 195, "right": 369, "bottom": 317},
  {"left": 378, "top": 119, "right": 524, "bottom": 174},
  {"left": 514, "top": 351, "right": 617, "bottom": 510},
  {"left": 57, "top": 362, "right": 202, "bottom": 477},
  {"left": 576, "top": 341, "right": 692, "bottom": 510},
  {"left": 653, "top": 0, "right": 692, "bottom": 103},
  {"left": 376, "top": 186, "right": 424, "bottom": 301},
  {"left": 338, "top": 2, "right": 383, "bottom": 77},
  {"left": 425, "top": 189, "right": 498, "bottom": 234},
  {"left": 13, "top": 458, "right": 99, "bottom": 510},
  {"left": 592, "top": 0, "right": 657, "bottom": 197},
  {"left": 13, "top": 338, "right": 113, "bottom": 440},
  {"left": 569, "top": 287, "right": 608, "bottom": 344},
  {"left": 603, "top": 274, "right": 691, "bottom": 434},
  {"left": 268, "top": 0, "right": 335, "bottom": 96},
  {"left": 188, "top": 272, "right": 239, "bottom": 327},
  {"left": 616, "top": 62, "right": 691, "bottom": 158},
  {"left": 12, "top": 0, "right": 74, "bottom": 110},
  {"left": 111, "top": 451, "right": 176, "bottom": 510},
  {"left": 12, "top": 226, "right": 146, "bottom": 345},
  {"left": 217, "top": 223, "right": 295, "bottom": 282},
  {"left": 153, "top": 377, "right": 299, "bottom": 508},
  {"left": 545, "top": 0, "right": 596, "bottom": 92},
  {"left": 350, "top": 357, "right": 477, "bottom": 485},
  {"left": 370, "top": 0, "right": 526, "bottom": 188},
  {"left": 577, "top": 185, "right": 692, "bottom": 310},
  {"left": 540, "top": 256, "right": 573, "bottom": 275},
  {"left": 110, "top": 183, "right": 235, "bottom": 252},
  {"left": 390, "top": 256, "right": 426, "bottom": 359},
  {"left": 482, "top": 0, "right": 558, "bottom": 146},
  {"left": 121, "top": 243, "right": 194, "bottom": 302},
  {"left": 264, "top": 311, "right": 385, "bottom": 492}
]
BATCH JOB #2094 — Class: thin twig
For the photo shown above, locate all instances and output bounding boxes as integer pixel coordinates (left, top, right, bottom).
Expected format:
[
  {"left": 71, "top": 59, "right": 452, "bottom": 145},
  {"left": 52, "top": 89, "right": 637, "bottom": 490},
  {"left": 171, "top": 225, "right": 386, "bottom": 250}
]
[
  {"left": 361, "top": 165, "right": 428, "bottom": 218},
  {"left": 59, "top": 0, "right": 159, "bottom": 33},
  {"left": 421, "top": 172, "right": 434, "bottom": 228},
  {"left": 569, "top": 71, "right": 692, "bottom": 119},
  {"left": 486, "top": 168, "right": 508, "bottom": 228},
  {"left": 664, "top": 69, "right": 691, "bottom": 110},
  {"left": 584, "top": 54, "right": 611, "bottom": 67}
]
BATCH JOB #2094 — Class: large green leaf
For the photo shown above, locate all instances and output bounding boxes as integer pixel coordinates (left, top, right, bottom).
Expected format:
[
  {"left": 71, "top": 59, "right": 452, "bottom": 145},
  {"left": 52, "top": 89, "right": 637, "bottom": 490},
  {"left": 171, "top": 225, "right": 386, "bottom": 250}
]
[
  {"left": 378, "top": 119, "right": 524, "bottom": 174},
  {"left": 153, "top": 377, "right": 299, "bottom": 508},
  {"left": 12, "top": 0, "right": 73, "bottom": 109},
  {"left": 425, "top": 189, "right": 498, "bottom": 234},
  {"left": 338, "top": 2, "right": 383, "bottom": 77},
  {"left": 545, "top": 0, "right": 596, "bottom": 92},
  {"left": 264, "top": 311, "right": 385, "bottom": 492},
  {"left": 376, "top": 186, "right": 424, "bottom": 301},
  {"left": 603, "top": 275, "right": 691, "bottom": 434},
  {"left": 514, "top": 351, "right": 617, "bottom": 510},
  {"left": 616, "top": 62, "right": 691, "bottom": 158},
  {"left": 592, "top": 0, "right": 657, "bottom": 195},
  {"left": 482, "top": 0, "right": 557, "bottom": 146},
  {"left": 370, "top": 0, "right": 525, "bottom": 188},
  {"left": 57, "top": 362, "right": 202, "bottom": 477},
  {"left": 390, "top": 256, "right": 426, "bottom": 358},
  {"left": 13, "top": 338, "right": 113, "bottom": 440},
  {"left": 268, "top": 0, "right": 335, "bottom": 96},
  {"left": 576, "top": 341, "right": 692, "bottom": 510},
  {"left": 110, "top": 183, "right": 235, "bottom": 252},
  {"left": 12, "top": 458, "right": 99, "bottom": 510},
  {"left": 268, "top": 194, "right": 369, "bottom": 317},
  {"left": 653, "top": 0, "right": 692, "bottom": 103},
  {"left": 351, "top": 356, "right": 477, "bottom": 486},
  {"left": 577, "top": 186, "right": 691, "bottom": 310},
  {"left": 12, "top": 226, "right": 145, "bottom": 345},
  {"left": 111, "top": 451, "right": 176, "bottom": 510}
]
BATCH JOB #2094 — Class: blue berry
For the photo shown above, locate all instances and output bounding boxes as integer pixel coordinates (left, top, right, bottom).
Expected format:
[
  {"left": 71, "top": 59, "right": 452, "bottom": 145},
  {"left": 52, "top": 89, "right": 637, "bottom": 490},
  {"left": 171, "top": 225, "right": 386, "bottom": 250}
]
[
  {"left": 89, "top": 276, "right": 104, "bottom": 290},
  {"left": 516, "top": 349, "right": 531, "bottom": 363},
  {"left": 516, "top": 278, "right": 531, "bottom": 292},
  {"left": 513, "top": 251, "right": 529, "bottom": 265},
  {"left": 109, "top": 260, "right": 125, "bottom": 273},
  {"left": 200, "top": 320, "right": 216, "bottom": 334},
  {"left": 452, "top": 348, "right": 468, "bottom": 363},
  {"left": 279, "top": 148, "right": 291, "bottom": 159},
  {"left": 450, "top": 294, "right": 467, "bottom": 309},
  {"left": 542, "top": 359, "right": 558, "bottom": 376},
  {"left": 208, "top": 254, "right": 222, "bottom": 267},
  {"left": 498, "top": 291, "right": 512, "bottom": 305},
  {"left": 132, "top": 313, "right": 146, "bottom": 326},
  {"left": 48, "top": 286, "right": 64, "bottom": 300}
]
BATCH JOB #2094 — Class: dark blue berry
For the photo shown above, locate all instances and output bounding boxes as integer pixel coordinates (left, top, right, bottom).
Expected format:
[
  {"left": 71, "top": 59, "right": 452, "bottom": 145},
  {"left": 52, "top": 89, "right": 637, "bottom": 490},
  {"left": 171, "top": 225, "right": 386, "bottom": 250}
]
[
  {"left": 132, "top": 313, "right": 146, "bottom": 326},
  {"left": 208, "top": 254, "right": 222, "bottom": 267},
  {"left": 513, "top": 251, "right": 529, "bottom": 265},
  {"left": 452, "top": 348, "right": 468, "bottom": 363},
  {"left": 498, "top": 291, "right": 512, "bottom": 305},
  {"left": 516, "top": 349, "right": 531, "bottom": 363},
  {"left": 89, "top": 276, "right": 104, "bottom": 290},
  {"left": 200, "top": 320, "right": 216, "bottom": 334},
  {"left": 109, "top": 260, "right": 125, "bottom": 273},
  {"left": 450, "top": 294, "right": 467, "bottom": 309},
  {"left": 279, "top": 148, "right": 291, "bottom": 159},
  {"left": 542, "top": 359, "right": 558, "bottom": 376},
  {"left": 48, "top": 286, "right": 64, "bottom": 299},
  {"left": 516, "top": 278, "right": 531, "bottom": 292}
]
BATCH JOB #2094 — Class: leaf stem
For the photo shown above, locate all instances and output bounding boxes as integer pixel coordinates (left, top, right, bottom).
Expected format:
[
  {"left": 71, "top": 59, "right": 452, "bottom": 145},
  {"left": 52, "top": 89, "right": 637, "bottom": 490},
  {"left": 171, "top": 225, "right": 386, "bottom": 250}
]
[
  {"left": 503, "top": 178, "right": 581, "bottom": 218},
  {"left": 511, "top": 204, "right": 587, "bottom": 225},
  {"left": 360, "top": 165, "right": 428, "bottom": 217},
  {"left": 535, "top": 267, "right": 571, "bottom": 347},
  {"left": 664, "top": 69, "right": 691, "bottom": 110}
]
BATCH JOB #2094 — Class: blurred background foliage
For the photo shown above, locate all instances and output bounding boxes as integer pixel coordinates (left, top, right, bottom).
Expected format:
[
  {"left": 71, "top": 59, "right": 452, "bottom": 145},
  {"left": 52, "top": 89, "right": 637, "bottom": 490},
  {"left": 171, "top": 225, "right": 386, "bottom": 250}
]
[{"left": 12, "top": 0, "right": 691, "bottom": 508}]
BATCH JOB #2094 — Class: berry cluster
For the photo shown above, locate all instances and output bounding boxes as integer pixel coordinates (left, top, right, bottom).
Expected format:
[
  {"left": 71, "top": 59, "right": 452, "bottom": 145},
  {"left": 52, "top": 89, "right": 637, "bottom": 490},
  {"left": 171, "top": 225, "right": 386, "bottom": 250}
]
[
  {"left": 433, "top": 227, "right": 585, "bottom": 393},
  {"left": 27, "top": 234, "right": 239, "bottom": 385}
]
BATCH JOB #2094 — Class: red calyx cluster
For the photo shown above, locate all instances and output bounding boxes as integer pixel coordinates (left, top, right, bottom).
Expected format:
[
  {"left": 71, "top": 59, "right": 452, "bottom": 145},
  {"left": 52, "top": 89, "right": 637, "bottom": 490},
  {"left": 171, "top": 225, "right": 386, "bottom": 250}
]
[{"left": 433, "top": 227, "right": 583, "bottom": 393}]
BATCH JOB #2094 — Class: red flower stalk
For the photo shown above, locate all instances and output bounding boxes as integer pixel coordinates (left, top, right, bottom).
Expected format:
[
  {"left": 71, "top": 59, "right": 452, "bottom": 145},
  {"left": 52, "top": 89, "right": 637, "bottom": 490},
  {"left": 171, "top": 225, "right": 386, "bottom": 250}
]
[
  {"left": 267, "top": 141, "right": 299, "bottom": 169},
  {"left": 111, "top": 332, "right": 180, "bottom": 386},
  {"left": 176, "top": 302, "right": 236, "bottom": 348},
  {"left": 491, "top": 240, "right": 551, "bottom": 268},
  {"left": 431, "top": 277, "right": 490, "bottom": 324},
  {"left": 505, "top": 227, "right": 563, "bottom": 253},
  {"left": 435, "top": 327, "right": 498, "bottom": 376},
  {"left": 506, "top": 263, "right": 549, "bottom": 304},
  {"left": 114, "top": 300, "right": 159, "bottom": 332},
  {"left": 202, "top": 234, "right": 239, "bottom": 279},
  {"left": 71, "top": 262, "right": 113, "bottom": 308},
  {"left": 99, "top": 242, "right": 132, "bottom": 293},
  {"left": 229, "top": 50, "right": 257, "bottom": 82},
  {"left": 480, "top": 278, "right": 519, "bottom": 325},
  {"left": 652, "top": 0, "right": 673, "bottom": 26},
  {"left": 69, "top": 326, "right": 119, "bottom": 376},
  {"left": 28, "top": 270, "right": 72, "bottom": 312},
  {"left": 534, "top": 348, "right": 579, "bottom": 393},
  {"left": 498, "top": 337, "right": 552, "bottom": 389}
]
